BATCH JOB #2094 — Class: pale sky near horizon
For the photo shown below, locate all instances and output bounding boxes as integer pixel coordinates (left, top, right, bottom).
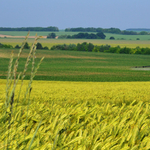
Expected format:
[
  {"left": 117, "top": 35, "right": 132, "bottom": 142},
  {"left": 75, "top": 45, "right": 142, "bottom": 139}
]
[{"left": 0, "top": 0, "right": 150, "bottom": 30}]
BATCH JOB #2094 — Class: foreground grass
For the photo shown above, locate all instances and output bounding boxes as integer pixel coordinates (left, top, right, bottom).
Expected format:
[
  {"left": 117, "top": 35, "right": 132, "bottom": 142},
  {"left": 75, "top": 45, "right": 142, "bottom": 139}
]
[
  {"left": 1, "top": 49, "right": 150, "bottom": 82},
  {"left": 1, "top": 79, "right": 150, "bottom": 149}
]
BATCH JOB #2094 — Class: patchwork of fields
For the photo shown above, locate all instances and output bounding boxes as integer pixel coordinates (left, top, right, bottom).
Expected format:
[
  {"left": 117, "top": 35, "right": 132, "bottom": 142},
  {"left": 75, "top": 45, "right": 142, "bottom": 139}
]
[
  {"left": 1, "top": 32, "right": 150, "bottom": 149},
  {"left": 1, "top": 31, "right": 150, "bottom": 40},
  {"left": 1, "top": 31, "right": 150, "bottom": 49}
]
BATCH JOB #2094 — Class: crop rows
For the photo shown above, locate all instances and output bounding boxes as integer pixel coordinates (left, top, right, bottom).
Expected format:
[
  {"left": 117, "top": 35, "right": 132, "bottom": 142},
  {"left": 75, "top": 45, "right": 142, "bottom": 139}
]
[{"left": 1, "top": 80, "right": 150, "bottom": 149}]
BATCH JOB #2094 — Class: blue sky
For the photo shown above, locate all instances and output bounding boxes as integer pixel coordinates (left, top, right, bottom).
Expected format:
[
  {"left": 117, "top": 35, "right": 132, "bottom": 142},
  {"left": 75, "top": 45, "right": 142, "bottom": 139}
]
[{"left": 0, "top": 0, "right": 150, "bottom": 30}]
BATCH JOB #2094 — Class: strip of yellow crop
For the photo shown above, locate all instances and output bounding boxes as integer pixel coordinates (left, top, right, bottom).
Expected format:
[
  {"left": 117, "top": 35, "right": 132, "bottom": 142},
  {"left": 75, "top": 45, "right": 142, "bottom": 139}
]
[
  {"left": 1, "top": 38, "right": 150, "bottom": 48},
  {"left": 1, "top": 79, "right": 150, "bottom": 149}
]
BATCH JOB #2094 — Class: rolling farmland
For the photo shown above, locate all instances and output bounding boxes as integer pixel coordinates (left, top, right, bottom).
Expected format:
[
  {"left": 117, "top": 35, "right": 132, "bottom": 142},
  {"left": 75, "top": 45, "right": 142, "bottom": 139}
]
[
  {"left": 1, "top": 32, "right": 150, "bottom": 149},
  {"left": 1, "top": 49, "right": 150, "bottom": 82},
  {"left": 1, "top": 31, "right": 150, "bottom": 49}
]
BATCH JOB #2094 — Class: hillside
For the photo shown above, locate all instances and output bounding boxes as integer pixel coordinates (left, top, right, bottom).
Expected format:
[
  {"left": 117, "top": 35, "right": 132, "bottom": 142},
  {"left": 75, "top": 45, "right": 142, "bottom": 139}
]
[{"left": 1, "top": 49, "right": 150, "bottom": 82}]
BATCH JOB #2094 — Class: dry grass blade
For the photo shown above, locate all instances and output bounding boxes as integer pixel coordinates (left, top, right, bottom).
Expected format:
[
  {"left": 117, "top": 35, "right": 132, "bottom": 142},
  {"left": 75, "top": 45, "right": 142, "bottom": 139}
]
[
  {"left": 13, "top": 32, "right": 29, "bottom": 85},
  {"left": 28, "top": 119, "right": 42, "bottom": 150},
  {"left": 5, "top": 51, "right": 14, "bottom": 108},
  {"left": 3, "top": 33, "right": 44, "bottom": 150}
]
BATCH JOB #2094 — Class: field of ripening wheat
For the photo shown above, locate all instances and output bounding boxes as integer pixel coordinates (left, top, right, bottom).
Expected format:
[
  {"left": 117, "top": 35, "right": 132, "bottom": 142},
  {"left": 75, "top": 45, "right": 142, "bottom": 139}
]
[{"left": 1, "top": 79, "right": 150, "bottom": 149}]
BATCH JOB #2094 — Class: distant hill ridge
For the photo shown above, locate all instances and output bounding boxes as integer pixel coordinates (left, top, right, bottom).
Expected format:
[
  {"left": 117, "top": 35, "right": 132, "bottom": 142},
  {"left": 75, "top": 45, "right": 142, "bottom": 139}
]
[
  {"left": 126, "top": 28, "right": 150, "bottom": 32},
  {"left": 0, "top": 26, "right": 59, "bottom": 31}
]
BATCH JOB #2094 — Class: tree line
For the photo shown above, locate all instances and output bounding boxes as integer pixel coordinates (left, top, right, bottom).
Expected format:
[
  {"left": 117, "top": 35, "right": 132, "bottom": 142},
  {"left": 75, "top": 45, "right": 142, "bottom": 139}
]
[
  {"left": 51, "top": 43, "right": 150, "bottom": 55},
  {"left": 0, "top": 26, "right": 59, "bottom": 31},
  {"left": 1, "top": 41, "right": 150, "bottom": 55},
  {"left": 1, "top": 26, "right": 149, "bottom": 35},
  {"left": 66, "top": 32, "right": 106, "bottom": 39},
  {"left": 65, "top": 27, "right": 150, "bottom": 35},
  {"left": 47, "top": 32, "right": 106, "bottom": 39},
  {"left": 0, "top": 42, "right": 49, "bottom": 50}
]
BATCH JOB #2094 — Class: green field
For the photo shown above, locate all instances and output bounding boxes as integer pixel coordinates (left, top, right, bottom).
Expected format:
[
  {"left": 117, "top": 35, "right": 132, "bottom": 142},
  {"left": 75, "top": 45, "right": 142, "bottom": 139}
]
[{"left": 1, "top": 48, "right": 150, "bottom": 82}]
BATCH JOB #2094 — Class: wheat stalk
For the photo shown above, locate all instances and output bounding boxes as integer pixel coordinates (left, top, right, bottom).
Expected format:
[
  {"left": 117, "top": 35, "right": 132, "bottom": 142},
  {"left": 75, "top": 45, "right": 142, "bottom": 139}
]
[{"left": 3, "top": 33, "right": 44, "bottom": 149}]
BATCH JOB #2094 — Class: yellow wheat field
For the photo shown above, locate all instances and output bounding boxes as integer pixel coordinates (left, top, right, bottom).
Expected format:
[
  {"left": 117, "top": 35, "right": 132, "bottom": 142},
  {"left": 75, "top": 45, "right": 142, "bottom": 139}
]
[{"left": 1, "top": 79, "right": 150, "bottom": 149}]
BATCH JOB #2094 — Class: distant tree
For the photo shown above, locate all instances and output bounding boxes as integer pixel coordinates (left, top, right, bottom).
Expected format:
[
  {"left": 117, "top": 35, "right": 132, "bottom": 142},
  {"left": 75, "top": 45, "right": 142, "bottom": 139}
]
[
  {"left": 0, "top": 43, "right": 3, "bottom": 48},
  {"left": 135, "top": 50, "right": 142, "bottom": 54},
  {"left": 76, "top": 42, "right": 87, "bottom": 51},
  {"left": 92, "top": 46, "right": 100, "bottom": 52},
  {"left": 72, "top": 33, "right": 85, "bottom": 38},
  {"left": 110, "top": 36, "right": 115, "bottom": 40},
  {"left": 15, "top": 45, "right": 21, "bottom": 49},
  {"left": 67, "top": 35, "right": 72, "bottom": 39},
  {"left": 47, "top": 33, "right": 56, "bottom": 38},
  {"left": 46, "top": 26, "right": 59, "bottom": 31},
  {"left": 76, "top": 42, "right": 94, "bottom": 51},
  {"left": 119, "top": 47, "right": 132, "bottom": 54},
  {"left": 139, "top": 31, "right": 148, "bottom": 35},
  {"left": 36, "top": 42, "right": 43, "bottom": 49},
  {"left": 96, "top": 28, "right": 103, "bottom": 32},
  {"left": 88, "top": 43, "right": 94, "bottom": 51},
  {"left": 67, "top": 32, "right": 106, "bottom": 39},
  {"left": 68, "top": 44, "right": 76, "bottom": 50},
  {"left": 24, "top": 42, "right": 30, "bottom": 49},
  {"left": 65, "top": 27, "right": 121, "bottom": 34},
  {"left": 43, "top": 46, "right": 49, "bottom": 50},
  {"left": 136, "top": 38, "right": 140, "bottom": 40},
  {"left": 99, "top": 45, "right": 110, "bottom": 52},
  {"left": 0, "top": 26, "right": 59, "bottom": 31},
  {"left": 121, "top": 30, "right": 137, "bottom": 35},
  {"left": 1, "top": 44, "right": 13, "bottom": 48},
  {"left": 103, "top": 28, "right": 121, "bottom": 34},
  {"left": 87, "top": 33, "right": 97, "bottom": 39},
  {"left": 96, "top": 32, "right": 106, "bottom": 39},
  {"left": 120, "top": 38, "right": 125, "bottom": 40},
  {"left": 109, "top": 46, "right": 120, "bottom": 53}
]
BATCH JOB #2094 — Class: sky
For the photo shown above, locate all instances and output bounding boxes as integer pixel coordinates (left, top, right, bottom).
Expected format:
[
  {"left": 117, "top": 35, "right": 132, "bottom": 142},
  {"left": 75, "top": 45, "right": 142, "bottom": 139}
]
[{"left": 0, "top": 0, "right": 150, "bottom": 30}]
